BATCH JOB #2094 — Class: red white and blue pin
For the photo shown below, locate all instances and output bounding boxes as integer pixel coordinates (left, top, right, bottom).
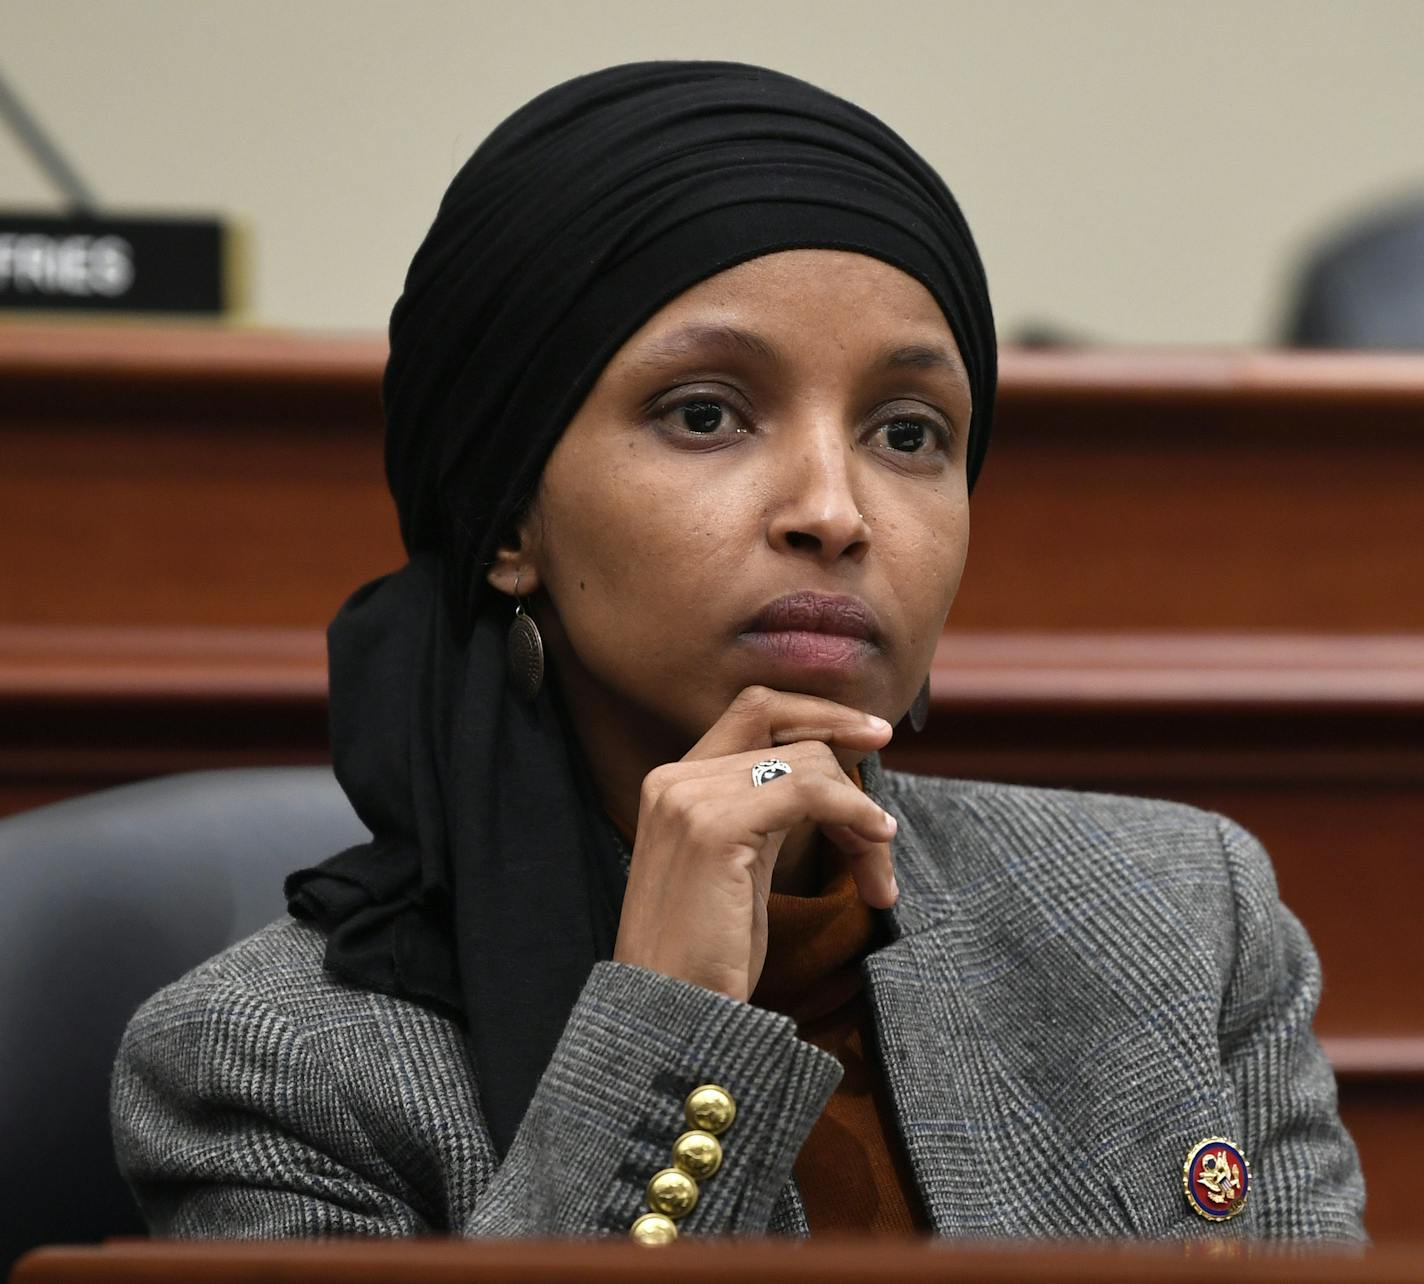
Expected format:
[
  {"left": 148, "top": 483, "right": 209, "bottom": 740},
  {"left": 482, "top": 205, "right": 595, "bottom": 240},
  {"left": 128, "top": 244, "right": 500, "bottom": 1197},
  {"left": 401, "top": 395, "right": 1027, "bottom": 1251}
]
[{"left": 1183, "top": 1137, "right": 1250, "bottom": 1222}]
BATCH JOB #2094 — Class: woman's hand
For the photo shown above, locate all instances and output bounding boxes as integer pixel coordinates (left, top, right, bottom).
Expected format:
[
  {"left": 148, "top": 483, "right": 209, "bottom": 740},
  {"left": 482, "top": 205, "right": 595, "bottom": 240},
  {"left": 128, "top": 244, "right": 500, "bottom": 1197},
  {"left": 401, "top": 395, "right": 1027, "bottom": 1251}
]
[{"left": 612, "top": 685, "right": 898, "bottom": 1003}]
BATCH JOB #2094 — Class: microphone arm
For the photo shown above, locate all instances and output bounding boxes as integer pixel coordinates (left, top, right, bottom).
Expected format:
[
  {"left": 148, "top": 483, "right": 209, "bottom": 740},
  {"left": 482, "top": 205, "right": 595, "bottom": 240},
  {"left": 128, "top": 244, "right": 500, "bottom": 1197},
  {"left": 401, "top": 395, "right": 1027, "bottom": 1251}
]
[{"left": 0, "top": 65, "right": 99, "bottom": 215}]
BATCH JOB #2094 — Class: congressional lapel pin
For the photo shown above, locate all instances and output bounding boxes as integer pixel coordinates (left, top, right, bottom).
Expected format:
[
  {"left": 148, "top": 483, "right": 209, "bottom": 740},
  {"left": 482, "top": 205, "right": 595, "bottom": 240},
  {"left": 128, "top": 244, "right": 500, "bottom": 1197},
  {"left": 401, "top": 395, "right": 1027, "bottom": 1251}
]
[{"left": 1183, "top": 1137, "right": 1250, "bottom": 1222}]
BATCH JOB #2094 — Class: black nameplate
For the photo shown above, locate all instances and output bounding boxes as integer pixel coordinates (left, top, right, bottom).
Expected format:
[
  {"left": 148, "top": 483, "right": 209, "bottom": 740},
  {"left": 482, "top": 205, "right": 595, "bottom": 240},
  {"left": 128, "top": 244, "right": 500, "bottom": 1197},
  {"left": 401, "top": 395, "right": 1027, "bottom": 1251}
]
[{"left": 0, "top": 213, "right": 227, "bottom": 314}]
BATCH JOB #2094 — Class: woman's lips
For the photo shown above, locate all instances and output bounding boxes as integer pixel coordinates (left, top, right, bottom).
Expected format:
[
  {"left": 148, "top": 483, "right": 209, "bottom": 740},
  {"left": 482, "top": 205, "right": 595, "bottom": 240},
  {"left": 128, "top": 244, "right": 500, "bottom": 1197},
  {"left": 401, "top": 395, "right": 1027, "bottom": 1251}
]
[
  {"left": 738, "top": 592, "right": 880, "bottom": 673},
  {"left": 740, "top": 629, "right": 875, "bottom": 669}
]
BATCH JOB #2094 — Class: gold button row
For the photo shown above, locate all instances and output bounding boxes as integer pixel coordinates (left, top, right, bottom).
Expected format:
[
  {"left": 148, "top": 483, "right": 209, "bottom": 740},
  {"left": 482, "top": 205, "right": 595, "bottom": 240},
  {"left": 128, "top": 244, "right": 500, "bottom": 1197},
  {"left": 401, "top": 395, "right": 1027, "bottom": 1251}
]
[{"left": 628, "top": 1083, "right": 736, "bottom": 1245}]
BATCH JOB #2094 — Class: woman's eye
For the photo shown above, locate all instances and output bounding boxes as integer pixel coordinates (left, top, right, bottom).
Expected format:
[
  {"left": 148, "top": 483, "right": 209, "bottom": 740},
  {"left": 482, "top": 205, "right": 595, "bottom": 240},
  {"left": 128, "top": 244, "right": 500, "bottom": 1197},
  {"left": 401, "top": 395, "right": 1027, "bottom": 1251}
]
[
  {"left": 678, "top": 399, "right": 731, "bottom": 433},
  {"left": 878, "top": 417, "right": 935, "bottom": 453},
  {"left": 654, "top": 394, "right": 750, "bottom": 442}
]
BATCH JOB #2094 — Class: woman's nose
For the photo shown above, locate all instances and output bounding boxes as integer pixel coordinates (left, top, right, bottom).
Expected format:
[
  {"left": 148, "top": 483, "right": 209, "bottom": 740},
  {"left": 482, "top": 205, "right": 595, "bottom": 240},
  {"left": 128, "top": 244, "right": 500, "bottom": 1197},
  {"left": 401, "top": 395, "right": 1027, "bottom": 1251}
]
[{"left": 765, "top": 425, "right": 871, "bottom": 564}]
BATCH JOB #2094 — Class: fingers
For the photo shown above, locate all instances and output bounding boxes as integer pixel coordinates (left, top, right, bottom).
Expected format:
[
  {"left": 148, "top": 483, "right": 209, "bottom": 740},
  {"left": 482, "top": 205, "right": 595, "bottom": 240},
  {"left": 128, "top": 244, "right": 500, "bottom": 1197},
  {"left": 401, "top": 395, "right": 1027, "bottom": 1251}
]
[
  {"left": 642, "top": 739, "right": 899, "bottom": 908},
  {"left": 820, "top": 823, "right": 898, "bottom": 909},
  {"left": 737, "top": 753, "right": 899, "bottom": 908},
  {"left": 673, "top": 749, "right": 895, "bottom": 853},
  {"left": 686, "top": 685, "right": 892, "bottom": 763},
  {"left": 644, "top": 739, "right": 850, "bottom": 802}
]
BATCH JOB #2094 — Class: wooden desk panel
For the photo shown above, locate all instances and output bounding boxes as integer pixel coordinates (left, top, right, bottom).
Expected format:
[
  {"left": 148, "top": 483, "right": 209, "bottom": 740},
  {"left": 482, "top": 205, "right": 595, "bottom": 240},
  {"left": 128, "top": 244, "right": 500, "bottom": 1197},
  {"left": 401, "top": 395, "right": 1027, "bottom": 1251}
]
[
  {"left": 5, "top": 328, "right": 1424, "bottom": 631},
  {"left": 12, "top": 1239, "right": 1424, "bottom": 1283},
  {"left": 958, "top": 350, "right": 1424, "bottom": 631},
  {"left": 1337, "top": 1076, "right": 1424, "bottom": 1244}
]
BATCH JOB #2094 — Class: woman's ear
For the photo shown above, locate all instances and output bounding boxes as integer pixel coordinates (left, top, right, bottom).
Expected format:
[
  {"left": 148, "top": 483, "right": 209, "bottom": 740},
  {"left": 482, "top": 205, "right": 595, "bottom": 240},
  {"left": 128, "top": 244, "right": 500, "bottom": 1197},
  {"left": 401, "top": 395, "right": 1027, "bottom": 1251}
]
[{"left": 485, "top": 510, "right": 543, "bottom": 599}]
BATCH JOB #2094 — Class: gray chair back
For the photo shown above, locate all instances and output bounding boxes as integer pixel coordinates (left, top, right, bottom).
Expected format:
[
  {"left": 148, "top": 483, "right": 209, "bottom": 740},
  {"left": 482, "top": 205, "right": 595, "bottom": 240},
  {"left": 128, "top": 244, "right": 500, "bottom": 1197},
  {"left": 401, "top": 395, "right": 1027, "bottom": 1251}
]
[
  {"left": 1286, "top": 197, "right": 1424, "bottom": 348},
  {"left": 0, "top": 768, "right": 368, "bottom": 1269}
]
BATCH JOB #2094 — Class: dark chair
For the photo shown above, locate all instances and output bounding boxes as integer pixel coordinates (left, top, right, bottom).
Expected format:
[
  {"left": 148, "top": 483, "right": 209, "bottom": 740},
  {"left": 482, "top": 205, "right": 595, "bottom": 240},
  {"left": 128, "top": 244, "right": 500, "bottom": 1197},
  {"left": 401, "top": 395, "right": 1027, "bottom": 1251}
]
[
  {"left": 0, "top": 767, "right": 368, "bottom": 1271},
  {"left": 1284, "top": 196, "right": 1424, "bottom": 348}
]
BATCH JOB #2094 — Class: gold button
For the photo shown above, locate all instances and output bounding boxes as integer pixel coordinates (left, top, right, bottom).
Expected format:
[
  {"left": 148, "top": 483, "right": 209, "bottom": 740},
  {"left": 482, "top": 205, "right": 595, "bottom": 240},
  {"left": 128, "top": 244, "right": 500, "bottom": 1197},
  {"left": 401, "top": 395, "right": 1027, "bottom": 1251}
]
[
  {"left": 684, "top": 1083, "right": 736, "bottom": 1135},
  {"left": 672, "top": 1129, "right": 723, "bottom": 1180},
  {"left": 646, "top": 1166, "right": 699, "bottom": 1218},
  {"left": 629, "top": 1211, "right": 678, "bottom": 1245}
]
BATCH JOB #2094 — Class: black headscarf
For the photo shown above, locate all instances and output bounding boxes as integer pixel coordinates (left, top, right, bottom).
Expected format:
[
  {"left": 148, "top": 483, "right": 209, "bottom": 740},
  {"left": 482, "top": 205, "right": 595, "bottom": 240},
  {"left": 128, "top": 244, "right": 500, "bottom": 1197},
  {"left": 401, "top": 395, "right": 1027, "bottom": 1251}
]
[{"left": 286, "top": 59, "right": 997, "bottom": 1160}]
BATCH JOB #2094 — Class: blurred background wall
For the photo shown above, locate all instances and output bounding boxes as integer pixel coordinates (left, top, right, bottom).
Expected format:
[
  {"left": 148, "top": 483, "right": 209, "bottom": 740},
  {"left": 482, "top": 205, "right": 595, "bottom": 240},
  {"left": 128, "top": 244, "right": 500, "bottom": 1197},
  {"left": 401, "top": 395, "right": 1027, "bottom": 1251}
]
[{"left": 2, "top": 0, "right": 1420, "bottom": 345}]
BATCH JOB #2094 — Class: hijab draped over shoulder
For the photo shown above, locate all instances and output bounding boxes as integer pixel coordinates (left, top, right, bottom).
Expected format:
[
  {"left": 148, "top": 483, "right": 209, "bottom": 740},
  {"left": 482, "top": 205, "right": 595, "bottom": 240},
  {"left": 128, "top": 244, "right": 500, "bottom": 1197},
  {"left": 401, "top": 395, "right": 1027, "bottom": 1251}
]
[{"left": 286, "top": 60, "right": 997, "bottom": 1159}]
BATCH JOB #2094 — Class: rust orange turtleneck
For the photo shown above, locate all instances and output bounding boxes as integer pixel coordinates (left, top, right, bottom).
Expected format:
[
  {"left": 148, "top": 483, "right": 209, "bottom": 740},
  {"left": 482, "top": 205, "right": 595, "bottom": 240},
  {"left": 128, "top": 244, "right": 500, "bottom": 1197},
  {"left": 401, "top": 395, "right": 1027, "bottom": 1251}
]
[{"left": 750, "top": 832, "right": 931, "bottom": 1235}]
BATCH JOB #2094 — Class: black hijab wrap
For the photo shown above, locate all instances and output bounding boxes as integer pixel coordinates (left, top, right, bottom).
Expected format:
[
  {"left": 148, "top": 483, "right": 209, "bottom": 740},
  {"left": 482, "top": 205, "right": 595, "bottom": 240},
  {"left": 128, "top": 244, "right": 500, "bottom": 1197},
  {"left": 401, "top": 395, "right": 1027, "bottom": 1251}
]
[{"left": 286, "top": 60, "right": 997, "bottom": 1161}]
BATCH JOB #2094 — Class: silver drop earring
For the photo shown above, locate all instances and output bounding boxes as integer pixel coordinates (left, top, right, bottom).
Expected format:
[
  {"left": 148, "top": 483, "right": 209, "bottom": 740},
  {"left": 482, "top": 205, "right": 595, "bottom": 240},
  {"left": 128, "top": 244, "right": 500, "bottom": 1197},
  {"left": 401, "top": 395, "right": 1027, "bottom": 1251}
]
[
  {"left": 506, "top": 571, "right": 544, "bottom": 702},
  {"left": 909, "top": 676, "right": 930, "bottom": 732}
]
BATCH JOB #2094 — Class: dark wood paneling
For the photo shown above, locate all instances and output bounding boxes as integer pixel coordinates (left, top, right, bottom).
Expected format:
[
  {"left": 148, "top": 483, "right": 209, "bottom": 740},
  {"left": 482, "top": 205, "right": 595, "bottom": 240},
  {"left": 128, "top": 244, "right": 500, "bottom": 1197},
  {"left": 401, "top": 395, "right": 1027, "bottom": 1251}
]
[
  {"left": 1337, "top": 1075, "right": 1424, "bottom": 1242},
  {"left": 955, "top": 350, "right": 1424, "bottom": 631},
  {"left": 0, "top": 325, "right": 396, "bottom": 628},
  {"left": 5, "top": 328, "right": 1424, "bottom": 630},
  {"left": 0, "top": 625, "right": 329, "bottom": 816}
]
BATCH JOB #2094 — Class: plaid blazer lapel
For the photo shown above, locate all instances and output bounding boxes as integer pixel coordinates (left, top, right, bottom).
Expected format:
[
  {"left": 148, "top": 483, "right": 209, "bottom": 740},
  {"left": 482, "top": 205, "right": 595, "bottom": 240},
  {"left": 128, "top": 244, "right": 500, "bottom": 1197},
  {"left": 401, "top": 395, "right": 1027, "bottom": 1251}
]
[
  {"left": 859, "top": 757, "right": 1137, "bottom": 1237},
  {"left": 862, "top": 932, "right": 1137, "bottom": 1236}
]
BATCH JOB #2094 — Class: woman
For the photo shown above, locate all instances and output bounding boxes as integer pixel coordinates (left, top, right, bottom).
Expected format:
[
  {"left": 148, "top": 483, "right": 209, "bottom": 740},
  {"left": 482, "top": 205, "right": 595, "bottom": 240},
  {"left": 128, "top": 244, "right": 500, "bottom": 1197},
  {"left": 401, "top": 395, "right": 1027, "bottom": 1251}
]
[{"left": 110, "top": 60, "right": 1365, "bottom": 1243}]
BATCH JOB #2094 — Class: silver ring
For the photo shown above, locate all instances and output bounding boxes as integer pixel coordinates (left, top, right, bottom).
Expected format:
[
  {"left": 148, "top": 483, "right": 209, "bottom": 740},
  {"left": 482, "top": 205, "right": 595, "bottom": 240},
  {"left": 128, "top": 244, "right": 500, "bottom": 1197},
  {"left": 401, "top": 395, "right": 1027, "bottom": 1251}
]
[{"left": 751, "top": 758, "right": 793, "bottom": 788}]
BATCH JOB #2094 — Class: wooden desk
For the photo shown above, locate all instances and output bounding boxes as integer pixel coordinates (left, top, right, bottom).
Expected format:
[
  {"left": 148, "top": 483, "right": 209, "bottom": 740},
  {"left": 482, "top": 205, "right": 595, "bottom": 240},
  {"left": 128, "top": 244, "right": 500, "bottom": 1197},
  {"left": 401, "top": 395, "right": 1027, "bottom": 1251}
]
[
  {"left": 12, "top": 1239, "right": 1424, "bottom": 1284},
  {"left": 4, "top": 327, "right": 1424, "bottom": 632},
  {"left": 964, "top": 349, "right": 1424, "bottom": 631}
]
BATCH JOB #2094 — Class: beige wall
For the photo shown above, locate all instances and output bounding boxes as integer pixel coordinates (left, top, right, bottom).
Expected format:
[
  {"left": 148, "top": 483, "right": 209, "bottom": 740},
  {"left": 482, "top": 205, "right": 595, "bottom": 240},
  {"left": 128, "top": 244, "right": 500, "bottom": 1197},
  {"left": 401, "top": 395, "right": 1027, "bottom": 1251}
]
[{"left": 2, "top": 0, "right": 1420, "bottom": 344}]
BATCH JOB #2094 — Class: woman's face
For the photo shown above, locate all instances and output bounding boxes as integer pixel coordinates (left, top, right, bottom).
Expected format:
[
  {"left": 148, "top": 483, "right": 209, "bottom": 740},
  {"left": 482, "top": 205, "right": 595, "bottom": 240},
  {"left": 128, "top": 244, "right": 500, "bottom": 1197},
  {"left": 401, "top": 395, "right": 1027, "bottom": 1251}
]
[{"left": 493, "top": 248, "right": 972, "bottom": 747}]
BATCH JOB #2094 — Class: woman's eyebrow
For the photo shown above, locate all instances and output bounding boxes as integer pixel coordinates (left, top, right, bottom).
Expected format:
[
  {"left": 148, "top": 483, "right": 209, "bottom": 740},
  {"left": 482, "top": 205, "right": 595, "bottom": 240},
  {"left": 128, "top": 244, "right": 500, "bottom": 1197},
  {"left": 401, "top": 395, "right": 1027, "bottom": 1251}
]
[
  {"left": 633, "top": 323, "right": 781, "bottom": 369},
  {"left": 872, "top": 343, "right": 971, "bottom": 397},
  {"left": 632, "top": 323, "right": 970, "bottom": 395}
]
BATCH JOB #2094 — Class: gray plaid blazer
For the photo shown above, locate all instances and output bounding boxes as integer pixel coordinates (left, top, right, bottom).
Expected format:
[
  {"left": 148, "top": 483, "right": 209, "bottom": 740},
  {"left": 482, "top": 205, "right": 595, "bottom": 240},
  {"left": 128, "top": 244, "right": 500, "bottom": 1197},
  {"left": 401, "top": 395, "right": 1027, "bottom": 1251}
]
[{"left": 110, "top": 760, "right": 1366, "bottom": 1241}]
